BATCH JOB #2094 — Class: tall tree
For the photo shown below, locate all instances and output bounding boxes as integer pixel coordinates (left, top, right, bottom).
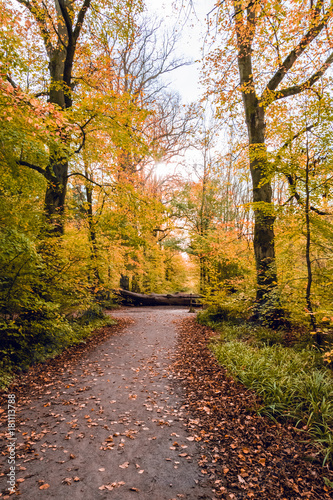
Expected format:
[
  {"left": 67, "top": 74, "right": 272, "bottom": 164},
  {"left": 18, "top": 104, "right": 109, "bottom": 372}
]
[
  {"left": 6, "top": 0, "right": 146, "bottom": 234},
  {"left": 206, "top": 0, "right": 333, "bottom": 319},
  {"left": 14, "top": 0, "right": 93, "bottom": 233}
]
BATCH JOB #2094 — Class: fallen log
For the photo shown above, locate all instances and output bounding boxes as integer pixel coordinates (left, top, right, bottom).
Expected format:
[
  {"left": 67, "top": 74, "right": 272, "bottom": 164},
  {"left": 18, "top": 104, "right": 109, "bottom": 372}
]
[{"left": 115, "top": 289, "right": 202, "bottom": 307}]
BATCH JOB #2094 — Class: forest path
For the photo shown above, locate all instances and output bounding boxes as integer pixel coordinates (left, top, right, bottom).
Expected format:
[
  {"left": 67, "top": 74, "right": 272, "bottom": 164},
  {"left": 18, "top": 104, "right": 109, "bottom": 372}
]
[{"left": 0, "top": 307, "right": 214, "bottom": 499}]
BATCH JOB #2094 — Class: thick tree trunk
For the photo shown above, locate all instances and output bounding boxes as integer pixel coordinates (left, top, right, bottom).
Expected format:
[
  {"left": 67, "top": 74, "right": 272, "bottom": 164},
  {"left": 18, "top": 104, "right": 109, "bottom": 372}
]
[
  {"left": 246, "top": 105, "right": 278, "bottom": 307},
  {"left": 117, "top": 289, "right": 202, "bottom": 307},
  {"left": 44, "top": 157, "right": 68, "bottom": 235},
  {"left": 18, "top": 0, "right": 91, "bottom": 234},
  {"left": 234, "top": 2, "right": 280, "bottom": 320},
  {"left": 85, "top": 180, "right": 101, "bottom": 283},
  {"left": 44, "top": 34, "right": 69, "bottom": 234}
]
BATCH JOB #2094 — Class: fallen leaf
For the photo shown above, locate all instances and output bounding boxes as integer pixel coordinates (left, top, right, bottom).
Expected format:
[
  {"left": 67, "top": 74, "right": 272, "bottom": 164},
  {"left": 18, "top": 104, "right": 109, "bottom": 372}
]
[
  {"left": 119, "top": 461, "right": 129, "bottom": 469},
  {"left": 39, "top": 484, "right": 50, "bottom": 490}
]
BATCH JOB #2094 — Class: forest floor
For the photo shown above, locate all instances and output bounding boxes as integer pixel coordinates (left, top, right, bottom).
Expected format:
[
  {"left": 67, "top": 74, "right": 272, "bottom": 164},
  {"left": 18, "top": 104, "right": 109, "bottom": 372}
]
[{"left": 0, "top": 307, "right": 332, "bottom": 500}]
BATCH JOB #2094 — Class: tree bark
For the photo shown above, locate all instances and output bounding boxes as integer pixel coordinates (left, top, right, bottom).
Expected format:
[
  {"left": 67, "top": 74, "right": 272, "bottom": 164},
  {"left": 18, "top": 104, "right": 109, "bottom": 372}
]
[
  {"left": 17, "top": 0, "right": 91, "bottom": 235},
  {"left": 304, "top": 140, "right": 321, "bottom": 343},
  {"left": 234, "top": 1, "right": 279, "bottom": 316},
  {"left": 85, "top": 176, "right": 101, "bottom": 284},
  {"left": 44, "top": 156, "right": 69, "bottom": 234},
  {"left": 44, "top": 1, "right": 71, "bottom": 234},
  {"left": 247, "top": 106, "right": 278, "bottom": 306}
]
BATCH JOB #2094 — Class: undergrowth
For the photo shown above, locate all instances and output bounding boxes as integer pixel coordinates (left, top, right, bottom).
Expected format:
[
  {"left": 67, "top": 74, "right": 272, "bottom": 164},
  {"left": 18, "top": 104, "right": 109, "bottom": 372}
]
[
  {"left": 198, "top": 309, "right": 333, "bottom": 466},
  {"left": 0, "top": 305, "right": 116, "bottom": 390}
]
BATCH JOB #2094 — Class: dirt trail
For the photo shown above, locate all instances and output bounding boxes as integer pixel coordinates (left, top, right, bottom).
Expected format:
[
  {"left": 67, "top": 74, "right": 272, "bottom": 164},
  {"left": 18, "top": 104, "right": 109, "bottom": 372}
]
[{"left": 0, "top": 307, "right": 214, "bottom": 499}]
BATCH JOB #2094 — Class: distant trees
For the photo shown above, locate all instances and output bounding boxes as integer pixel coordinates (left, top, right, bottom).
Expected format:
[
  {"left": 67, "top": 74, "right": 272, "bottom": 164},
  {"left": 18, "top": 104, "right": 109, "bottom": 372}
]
[{"left": 173, "top": 116, "right": 253, "bottom": 296}]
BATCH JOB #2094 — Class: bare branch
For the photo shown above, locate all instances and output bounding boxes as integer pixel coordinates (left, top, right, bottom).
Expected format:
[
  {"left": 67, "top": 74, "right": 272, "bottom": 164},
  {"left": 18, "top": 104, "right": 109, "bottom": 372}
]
[
  {"left": 66, "top": 172, "right": 102, "bottom": 187},
  {"left": 72, "top": 116, "right": 96, "bottom": 155},
  {"left": 18, "top": 160, "right": 46, "bottom": 176},
  {"left": 274, "top": 124, "right": 316, "bottom": 166},
  {"left": 66, "top": 172, "right": 115, "bottom": 190},
  {"left": 273, "top": 51, "right": 333, "bottom": 100},
  {"left": 73, "top": 0, "right": 91, "bottom": 41},
  {"left": 34, "top": 91, "right": 49, "bottom": 98},
  {"left": 265, "top": 0, "right": 333, "bottom": 95},
  {"left": 285, "top": 173, "right": 331, "bottom": 215},
  {"left": 6, "top": 75, "right": 18, "bottom": 89}
]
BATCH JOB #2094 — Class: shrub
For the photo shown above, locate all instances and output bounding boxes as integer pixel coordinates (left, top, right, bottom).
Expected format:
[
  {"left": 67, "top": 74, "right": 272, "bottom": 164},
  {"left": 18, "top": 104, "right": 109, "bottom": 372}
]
[{"left": 211, "top": 339, "right": 333, "bottom": 464}]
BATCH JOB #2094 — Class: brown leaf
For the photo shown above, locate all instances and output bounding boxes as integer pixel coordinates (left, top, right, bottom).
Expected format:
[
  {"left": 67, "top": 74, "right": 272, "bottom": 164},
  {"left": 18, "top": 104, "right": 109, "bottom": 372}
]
[
  {"left": 39, "top": 484, "right": 50, "bottom": 490},
  {"left": 119, "top": 461, "right": 129, "bottom": 469}
]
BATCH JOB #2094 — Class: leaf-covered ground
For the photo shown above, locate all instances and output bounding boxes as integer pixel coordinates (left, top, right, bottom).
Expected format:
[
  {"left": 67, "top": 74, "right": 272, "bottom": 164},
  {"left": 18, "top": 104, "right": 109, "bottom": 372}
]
[
  {"left": 0, "top": 308, "right": 213, "bottom": 499},
  {"left": 0, "top": 308, "right": 332, "bottom": 499},
  {"left": 174, "top": 317, "right": 333, "bottom": 499}
]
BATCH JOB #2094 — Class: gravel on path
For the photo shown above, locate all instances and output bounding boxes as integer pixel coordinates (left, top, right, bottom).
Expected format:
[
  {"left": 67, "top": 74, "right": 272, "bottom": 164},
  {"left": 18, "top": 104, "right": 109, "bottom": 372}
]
[{"left": 0, "top": 307, "right": 215, "bottom": 500}]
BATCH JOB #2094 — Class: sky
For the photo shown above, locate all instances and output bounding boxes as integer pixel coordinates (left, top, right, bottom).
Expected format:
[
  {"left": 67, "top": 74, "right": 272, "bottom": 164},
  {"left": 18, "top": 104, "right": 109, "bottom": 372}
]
[
  {"left": 144, "top": 0, "right": 217, "bottom": 103},
  {"left": 142, "top": 0, "right": 219, "bottom": 177}
]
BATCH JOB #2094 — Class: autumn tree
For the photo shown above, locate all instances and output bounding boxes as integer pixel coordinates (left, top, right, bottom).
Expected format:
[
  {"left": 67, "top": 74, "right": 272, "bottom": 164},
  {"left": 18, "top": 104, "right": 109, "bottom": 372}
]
[
  {"left": 2, "top": 0, "right": 148, "bottom": 235},
  {"left": 95, "top": 14, "right": 192, "bottom": 180},
  {"left": 206, "top": 0, "right": 333, "bottom": 320},
  {"left": 9, "top": 0, "right": 93, "bottom": 233},
  {"left": 271, "top": 91, "right": 333, "bottom": 339}
]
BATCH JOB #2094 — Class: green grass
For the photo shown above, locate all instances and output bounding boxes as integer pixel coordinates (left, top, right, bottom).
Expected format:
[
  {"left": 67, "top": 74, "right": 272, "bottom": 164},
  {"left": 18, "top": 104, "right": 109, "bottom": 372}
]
[{"left": 211, "top": 336, "right": 333, "bottom": 464}]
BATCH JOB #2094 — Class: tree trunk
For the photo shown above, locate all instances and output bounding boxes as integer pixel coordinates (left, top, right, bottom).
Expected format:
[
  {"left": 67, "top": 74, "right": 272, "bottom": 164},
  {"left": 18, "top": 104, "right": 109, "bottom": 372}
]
[
  {"left": 246, "top": 105, "right": 278, "bottom": 308},
  {"left": 44, "top": 156, "right": 68, "bottom": 234},
  {"left": 43, "top": 5, "right": 70, "bottom": 234},
  {"left": 235, "top": 2, "right": 280, "bottom": 320},
  {"left": 199, "top": 255, "right": 207, "bottom": 294},
  {"left": 21, "top": 0, "right": 91, "bottom": 234},
  {"left": 304, "top": 141, "right": 320, "bottom": 344},
  {"left": 85, "top": 179, "right": 101, "bottom": 283}
]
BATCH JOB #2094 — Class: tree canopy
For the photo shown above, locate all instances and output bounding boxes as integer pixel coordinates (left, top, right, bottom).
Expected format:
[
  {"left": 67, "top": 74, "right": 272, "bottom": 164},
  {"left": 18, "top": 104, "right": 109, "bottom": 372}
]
[{"left": 1, "top": 0, "right": 333, "bottom": 382}]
